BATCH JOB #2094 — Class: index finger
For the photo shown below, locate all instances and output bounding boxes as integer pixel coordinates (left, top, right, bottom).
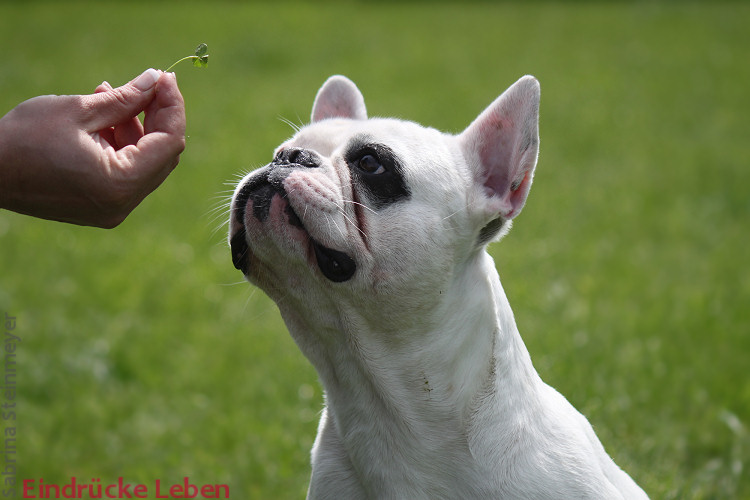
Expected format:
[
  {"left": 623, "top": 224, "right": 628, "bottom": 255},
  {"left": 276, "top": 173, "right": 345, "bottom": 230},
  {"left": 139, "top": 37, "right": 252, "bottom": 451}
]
[{"left": 143, "top": 72, "right": 186, "bottom": 141}]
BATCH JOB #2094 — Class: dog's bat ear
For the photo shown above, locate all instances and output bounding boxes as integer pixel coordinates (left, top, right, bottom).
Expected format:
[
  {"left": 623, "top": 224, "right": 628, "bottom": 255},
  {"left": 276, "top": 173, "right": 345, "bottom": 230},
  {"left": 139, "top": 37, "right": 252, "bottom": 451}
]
[
  {"left": 459, "top": 75, "right": 540, "bottom": 221},
  {"left": 311, "top": 75, "right": 368, "bottom": 122}
]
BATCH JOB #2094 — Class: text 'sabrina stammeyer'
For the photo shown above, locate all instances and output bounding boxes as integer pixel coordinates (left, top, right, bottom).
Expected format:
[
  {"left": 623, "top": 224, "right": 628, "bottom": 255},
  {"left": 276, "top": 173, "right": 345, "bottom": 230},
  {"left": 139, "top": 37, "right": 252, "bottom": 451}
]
[{"left": 2, "top": 312, "right": 18, "bottom": 499}]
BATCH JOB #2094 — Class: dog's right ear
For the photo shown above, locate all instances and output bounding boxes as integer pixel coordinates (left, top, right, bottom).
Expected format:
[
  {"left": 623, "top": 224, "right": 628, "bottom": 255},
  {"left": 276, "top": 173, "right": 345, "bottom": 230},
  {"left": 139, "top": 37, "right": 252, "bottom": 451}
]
[
  {"left": 311, "top": 75, "right": 368, "bottom": 122},
  {"left": 459, "top": 76, "right": 540, "bottom": 222}
]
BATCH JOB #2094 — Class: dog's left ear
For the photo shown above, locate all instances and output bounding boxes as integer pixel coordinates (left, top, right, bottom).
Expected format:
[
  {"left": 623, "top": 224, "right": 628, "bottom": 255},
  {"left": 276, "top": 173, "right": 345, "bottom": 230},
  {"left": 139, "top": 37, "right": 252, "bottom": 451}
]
[
  {"left": 311, "top": 75, "right": 368, "bottom": 122},
  {"left": 459, "top": 75, "right": 540, "bottom": 221}
]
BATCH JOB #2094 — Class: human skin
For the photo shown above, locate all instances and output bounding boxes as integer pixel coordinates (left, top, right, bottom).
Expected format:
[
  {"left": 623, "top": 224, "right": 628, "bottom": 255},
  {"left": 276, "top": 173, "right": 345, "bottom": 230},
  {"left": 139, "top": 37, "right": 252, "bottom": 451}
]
[{"left": 0, "top": 69, "right": 186, "bottom": 228}]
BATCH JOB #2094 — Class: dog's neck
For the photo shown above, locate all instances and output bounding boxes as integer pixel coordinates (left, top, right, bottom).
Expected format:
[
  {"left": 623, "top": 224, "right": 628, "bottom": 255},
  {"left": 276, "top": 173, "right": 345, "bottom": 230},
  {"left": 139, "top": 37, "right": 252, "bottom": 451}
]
[{"left": 278, "top": 251, "right": 543, "bottom": 493}]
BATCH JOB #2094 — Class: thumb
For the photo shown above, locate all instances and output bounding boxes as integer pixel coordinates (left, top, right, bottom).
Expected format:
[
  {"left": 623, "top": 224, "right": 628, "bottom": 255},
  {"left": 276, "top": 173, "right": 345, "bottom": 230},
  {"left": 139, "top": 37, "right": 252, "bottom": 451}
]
[{"left": 79, "top": 68, "right": 161, "bottom": 132}]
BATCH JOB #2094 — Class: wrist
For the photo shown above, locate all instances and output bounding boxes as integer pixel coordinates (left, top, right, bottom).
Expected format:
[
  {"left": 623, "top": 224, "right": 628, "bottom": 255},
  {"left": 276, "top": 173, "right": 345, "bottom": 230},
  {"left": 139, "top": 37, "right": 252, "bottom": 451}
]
[
  {"left": 0, "top": 110, "right": 17, "bottom": 210},
  {"left": 0, "top": 105, "right": 43, "bottom": 216}
]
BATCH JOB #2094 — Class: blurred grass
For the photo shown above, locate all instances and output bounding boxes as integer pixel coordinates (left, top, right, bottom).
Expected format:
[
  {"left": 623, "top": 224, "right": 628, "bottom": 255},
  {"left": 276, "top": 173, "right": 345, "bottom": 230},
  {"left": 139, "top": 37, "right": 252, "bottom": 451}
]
[{"left": 0, "top": 1, "right": 748, "bottom": 499}]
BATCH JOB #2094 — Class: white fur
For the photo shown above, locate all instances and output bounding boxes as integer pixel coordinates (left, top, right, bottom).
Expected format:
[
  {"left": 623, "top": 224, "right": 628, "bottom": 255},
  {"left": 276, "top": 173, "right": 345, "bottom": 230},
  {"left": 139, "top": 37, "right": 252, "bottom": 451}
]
[{"left": 229, "top": 75, "right": 648, "bottom": 499}]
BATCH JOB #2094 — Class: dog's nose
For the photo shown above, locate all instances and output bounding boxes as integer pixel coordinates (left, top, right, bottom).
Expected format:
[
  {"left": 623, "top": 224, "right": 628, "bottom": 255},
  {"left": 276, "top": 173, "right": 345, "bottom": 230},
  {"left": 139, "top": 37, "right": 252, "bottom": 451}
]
[{"left": 273, "top": 148, "right": 321, "bottom": 169}]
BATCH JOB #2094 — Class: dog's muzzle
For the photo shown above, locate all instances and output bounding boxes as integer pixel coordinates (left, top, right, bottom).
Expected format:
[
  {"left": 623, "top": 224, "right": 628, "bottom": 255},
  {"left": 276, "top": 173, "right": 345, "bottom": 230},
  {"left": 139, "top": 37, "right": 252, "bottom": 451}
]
[{"left": 230, "top": 148, "right": 356, "bottom": 282}]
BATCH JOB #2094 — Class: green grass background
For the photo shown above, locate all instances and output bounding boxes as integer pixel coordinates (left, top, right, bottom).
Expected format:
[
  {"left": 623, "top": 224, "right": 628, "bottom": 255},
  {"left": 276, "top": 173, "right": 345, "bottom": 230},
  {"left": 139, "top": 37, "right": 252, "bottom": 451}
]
[{"left": 1, "top": 1, "right": 748, "bottom": 498}]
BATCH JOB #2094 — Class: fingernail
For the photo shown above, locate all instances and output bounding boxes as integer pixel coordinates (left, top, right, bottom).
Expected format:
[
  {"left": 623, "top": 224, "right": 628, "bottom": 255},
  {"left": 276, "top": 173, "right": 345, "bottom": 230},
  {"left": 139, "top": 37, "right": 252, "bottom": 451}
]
[{"left": 132, "top": 68, "right": 160, "bottom": 91}]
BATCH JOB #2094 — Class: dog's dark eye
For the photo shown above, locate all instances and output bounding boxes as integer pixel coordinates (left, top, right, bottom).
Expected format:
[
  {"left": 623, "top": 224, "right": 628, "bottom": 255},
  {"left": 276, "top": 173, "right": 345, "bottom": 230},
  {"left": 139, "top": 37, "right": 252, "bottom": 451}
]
[
  {"left": 345, "top": 141, "right": 410, "bottom": 209},
  {"left": 357, "top": 154, "right": 385, "bottom": 175}
]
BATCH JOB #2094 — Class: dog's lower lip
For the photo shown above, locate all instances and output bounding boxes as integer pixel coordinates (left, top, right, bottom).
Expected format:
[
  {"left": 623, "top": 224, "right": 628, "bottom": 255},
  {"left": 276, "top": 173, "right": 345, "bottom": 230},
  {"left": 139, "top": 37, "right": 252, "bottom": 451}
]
[
  {"left": 311, "top": 239, "right": 356, "bottom": 282},
  {"left": 230, "top": 228, "right": 249, "bottom": 272},
  {"left": 275, "top": 202, "right": 356, "bottom": 282}
]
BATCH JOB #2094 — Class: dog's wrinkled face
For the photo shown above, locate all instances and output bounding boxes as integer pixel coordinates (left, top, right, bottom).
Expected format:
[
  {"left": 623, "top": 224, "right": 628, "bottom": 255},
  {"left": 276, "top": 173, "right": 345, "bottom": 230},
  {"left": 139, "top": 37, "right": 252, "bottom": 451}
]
[
  {"left": 230, "top": 118, "right": 469, "bottom": 298},
  {"left": 229, "top": 75, "right": 539, "bottom": 321}
]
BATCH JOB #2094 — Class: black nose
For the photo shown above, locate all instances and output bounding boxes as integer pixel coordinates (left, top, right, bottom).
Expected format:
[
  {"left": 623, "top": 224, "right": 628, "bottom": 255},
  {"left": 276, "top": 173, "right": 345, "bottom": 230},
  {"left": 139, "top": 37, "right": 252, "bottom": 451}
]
[{"left": 274, "top": 148, "right": 321, "bottom": 169}]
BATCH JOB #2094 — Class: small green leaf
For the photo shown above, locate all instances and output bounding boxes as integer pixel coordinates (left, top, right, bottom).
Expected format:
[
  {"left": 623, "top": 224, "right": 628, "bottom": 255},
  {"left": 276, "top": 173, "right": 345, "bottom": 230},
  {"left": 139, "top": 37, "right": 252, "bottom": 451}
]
[
  {"left": 192, "top": 55, "right": 209, "bottom": 68},
  {"left": 194, "top": 43, "right": 208, "bottom": 58}
]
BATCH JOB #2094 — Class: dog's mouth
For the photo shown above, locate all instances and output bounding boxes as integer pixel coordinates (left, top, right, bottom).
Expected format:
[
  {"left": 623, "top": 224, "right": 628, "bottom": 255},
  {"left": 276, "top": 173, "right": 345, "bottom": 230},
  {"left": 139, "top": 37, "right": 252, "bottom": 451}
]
[{"left": 231, "top": 175, "right": 356, "bottom": 283}]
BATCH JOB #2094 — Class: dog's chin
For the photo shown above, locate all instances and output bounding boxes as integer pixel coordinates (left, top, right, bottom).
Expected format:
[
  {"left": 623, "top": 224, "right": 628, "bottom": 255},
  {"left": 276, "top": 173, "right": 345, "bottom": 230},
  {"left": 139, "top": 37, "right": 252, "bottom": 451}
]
[{"left": 231, "top": 184, "right": 356, "bottom": 283}]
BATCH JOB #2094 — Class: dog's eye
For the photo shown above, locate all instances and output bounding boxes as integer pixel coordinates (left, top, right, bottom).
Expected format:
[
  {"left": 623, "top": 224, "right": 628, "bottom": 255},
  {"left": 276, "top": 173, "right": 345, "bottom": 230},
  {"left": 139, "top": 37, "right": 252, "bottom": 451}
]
[
  {"left": 345, "top": 142, "right": 410, "bottom": 208},
  {"left": 357, "top": 154, "right": 386, "bottom": 175}
]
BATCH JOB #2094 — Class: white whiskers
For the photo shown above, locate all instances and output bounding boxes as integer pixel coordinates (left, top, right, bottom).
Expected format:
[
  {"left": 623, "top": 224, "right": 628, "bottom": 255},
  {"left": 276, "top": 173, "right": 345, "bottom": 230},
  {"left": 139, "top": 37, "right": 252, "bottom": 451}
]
[
  {"left": 340, "top": 198, "right": 377, "bottom": 215},
  {"left": 278, "top": 115, "right": 304, "bottom": 134}
]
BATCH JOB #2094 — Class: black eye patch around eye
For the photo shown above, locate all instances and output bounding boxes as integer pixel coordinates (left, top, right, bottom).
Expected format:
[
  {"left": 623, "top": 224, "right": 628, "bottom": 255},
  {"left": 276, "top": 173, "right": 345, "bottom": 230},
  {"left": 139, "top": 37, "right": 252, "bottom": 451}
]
[{"left": 345, "top": 141, "right": 410, "bottom": 209}]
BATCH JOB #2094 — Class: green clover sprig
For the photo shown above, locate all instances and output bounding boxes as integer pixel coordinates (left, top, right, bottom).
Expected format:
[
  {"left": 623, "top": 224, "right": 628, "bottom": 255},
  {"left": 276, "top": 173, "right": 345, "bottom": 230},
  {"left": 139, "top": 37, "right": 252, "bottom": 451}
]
[{"left": 165, "top": 43, "right": 209, "bottom": 72}]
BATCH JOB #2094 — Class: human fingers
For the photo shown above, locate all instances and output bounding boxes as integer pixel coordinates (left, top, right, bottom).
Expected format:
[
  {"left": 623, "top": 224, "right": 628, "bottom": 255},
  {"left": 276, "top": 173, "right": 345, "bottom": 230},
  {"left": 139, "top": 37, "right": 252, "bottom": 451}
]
[
  {"left": 107, "top": 73, "right": 186, "bottom": 202},
  {"left": 125, "top": 72, "right": 186, "bottom": 178},
  {"left": 93, "top": 81, "right": 117, "bottom": 146},
  {"left": 143, "top": 72, "right": 186, "bottom": 139},
  {"left": 113, "top": 112, "right": 145, "bottom": 149},
  {"left": 94, "top": 81, "right": 112, "bottom": 94},
  {"left": 92, "top": 78, "right": 147, "bottom": 148},
  {"left": 79, "top": 68, "right": 160, "bottom": 133}
]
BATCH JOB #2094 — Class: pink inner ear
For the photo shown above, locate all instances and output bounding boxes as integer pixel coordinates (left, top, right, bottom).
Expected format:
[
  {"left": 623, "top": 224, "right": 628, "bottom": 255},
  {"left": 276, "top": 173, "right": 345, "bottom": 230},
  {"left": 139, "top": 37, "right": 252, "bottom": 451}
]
[
  {"left": 314, "top": 99, "right": 356, "bottom": 122},
  {"left": 311, "top": 75, "right": 367, "bottom": 122},
  {"left": 480, "top": 117, "right": 515, "bottom": 194},
  {"left": 461, "top": 76, "right": 540, "bottom": 220},
  {"left": 480, "top": 120, "right": 536, "bottom": 219}
]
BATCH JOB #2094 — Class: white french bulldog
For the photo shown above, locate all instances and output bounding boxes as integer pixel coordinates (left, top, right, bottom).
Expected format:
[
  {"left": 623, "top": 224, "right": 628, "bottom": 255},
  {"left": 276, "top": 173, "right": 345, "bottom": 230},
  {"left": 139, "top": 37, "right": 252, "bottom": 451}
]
[{"left": 229, "top": 75, "right": 648, "bottom": 499}]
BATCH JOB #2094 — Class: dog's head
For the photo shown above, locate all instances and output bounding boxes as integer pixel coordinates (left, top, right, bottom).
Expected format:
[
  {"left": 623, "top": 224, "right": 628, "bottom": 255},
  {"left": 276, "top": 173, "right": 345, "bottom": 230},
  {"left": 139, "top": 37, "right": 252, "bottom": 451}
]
[{"left": 229, "top": 75, "right": 539, "bottom": 319}]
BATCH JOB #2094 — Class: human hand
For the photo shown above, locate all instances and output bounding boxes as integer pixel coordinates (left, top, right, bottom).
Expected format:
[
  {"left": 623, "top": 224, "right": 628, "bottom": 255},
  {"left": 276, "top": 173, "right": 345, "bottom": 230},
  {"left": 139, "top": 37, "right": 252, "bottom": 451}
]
[{"left": 0, "top": 69, "right": 186, "bottom": 228}]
